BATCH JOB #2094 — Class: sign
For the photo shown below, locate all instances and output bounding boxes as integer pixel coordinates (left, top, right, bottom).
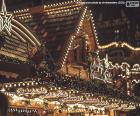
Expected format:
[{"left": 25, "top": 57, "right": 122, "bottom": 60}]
[
  {"left": 17, "top": 87, "right": 48, "bottom": 94},
  {"left": 59, "top": 96, "right": 83, "bottom": 103},
  {"left": 80, "top": 98, "right": 100, "bottom": 104}
]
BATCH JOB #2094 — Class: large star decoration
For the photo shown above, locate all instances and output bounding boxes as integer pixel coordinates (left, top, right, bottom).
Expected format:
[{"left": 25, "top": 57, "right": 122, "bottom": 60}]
[{"left": 0, "top": 0, "right": 13, "bottom": 35}]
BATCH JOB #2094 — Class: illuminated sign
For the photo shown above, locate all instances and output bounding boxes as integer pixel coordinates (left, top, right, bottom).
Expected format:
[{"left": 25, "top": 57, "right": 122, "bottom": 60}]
[
  {"left": 17, "top": 87, "right": 48, "bottom": 94},
  {"left": 59, "top": 96, "right": 83, "bottom": 103},
  {"left": 80, "top": 98, "right": 100, "bottom": 104}
]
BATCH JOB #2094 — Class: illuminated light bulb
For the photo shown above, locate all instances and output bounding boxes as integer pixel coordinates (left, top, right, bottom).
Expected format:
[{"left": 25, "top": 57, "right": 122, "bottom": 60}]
[{"left": 31, "top": 82, "right": 34, "bottom": 86}]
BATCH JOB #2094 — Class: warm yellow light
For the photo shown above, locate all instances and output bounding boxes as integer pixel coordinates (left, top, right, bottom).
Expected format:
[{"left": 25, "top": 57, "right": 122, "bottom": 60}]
[
  {"left": 98, "top": 42, "right": 119, "bottom": 49},
  {"left": 12, "top": 19, "right": 41, "bottom": 46}
]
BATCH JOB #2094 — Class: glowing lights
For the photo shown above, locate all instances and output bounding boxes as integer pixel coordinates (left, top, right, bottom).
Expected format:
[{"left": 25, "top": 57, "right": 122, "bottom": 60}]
[
  {"left": 9, "top": 107, "right": 39, "bottom": 114},
  {"left": 61, "top": 7, "right": 87, "bottom": 67},
  {"left": 12, "top": 24, "right": 36, "bottom": 46},
  {"left": 132, "top": 79, "right": 140, "bottom": 83},
  {"left": 89, "top": 10, "right": 99, "bottom": 46},
  {"left": 1, "top": 1, "right": 139, "bottom": 112},
  {"left": 12, "top": 19, "right": 41, "bottom": 46},
  {"left": 98, "top": 42, "right": 140, "bottom": 51},
  {"left": 121, "top": 42, "right": 140, "bottom": 51},
  {"left": 3, "top": 81, "right": 38, "bottom": 89},
  {"left": 11, "top": 29, "right": 26, "bottom": 42},
  {"left": 76, "top": 7, "right": 87, "bottom": 35},
  {"left": 98, "top": 42, "right": 119, "bottom": 49},
  {"left": 17, "top": 87, "right": 48, "bottom": 95},
  {"left": 0, "top": 50, "right": 27, "bottom": 61},
  {"left": 0, "top": 0, "right": 13, "bottom": 35},
  {"left": 45, "top": 4, "right": 82, "bottom": 15},
  {"left": 45, "top": 0, "right": 82, "bottom": 8},
  {"left": 13, "top": 8, "right": 29, "bottom": 14},
  {"left": 0, "top": 1, "right": 41, "bottom": 61}
]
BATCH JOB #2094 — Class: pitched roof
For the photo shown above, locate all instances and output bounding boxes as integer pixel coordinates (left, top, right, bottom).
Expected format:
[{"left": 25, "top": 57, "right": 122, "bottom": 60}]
[
  {"left": 14, "top": 1, "right": 88, "bottom": 67},
  {"left": 0, "top": 0, "right": 40, "bottom": 61}
]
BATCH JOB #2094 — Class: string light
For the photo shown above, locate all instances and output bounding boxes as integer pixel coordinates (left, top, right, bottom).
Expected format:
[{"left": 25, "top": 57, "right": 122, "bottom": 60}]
[
  {"left": 121, "top": 42, "right": 140, "bottom": 51},
  {"left": 61, "top": 7, "right": 87, "bottom": 67},
  {"left": 98, "top": 42, "right": 140, "bottom": 51},
  {"left": 89, "top": 10, "right": 99, "bottom": 47},
  {"left": 45, "top": 4, "right": 82, "bottom": 14},
  {"left": 44, "top": 0, "right": 82, "bottom": 8},
  {"left": 98, "top": 42, "right": 119, "bottom": 49}
]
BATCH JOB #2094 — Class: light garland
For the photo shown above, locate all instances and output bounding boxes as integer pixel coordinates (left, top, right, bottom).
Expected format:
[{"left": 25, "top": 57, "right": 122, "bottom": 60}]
[
  {"left": 45, "top": 0, "right": 82, "bottom": 8},
  {"left": 132, "top": 80, "right": 140, "bottom": 83},
  {"left": 89, "top": 10, "right": 99, "bottom": 47},
  {"left": 45, "top": 4, "right": 82, "bottom": 14},
  {"left": 61, "top": 7, "right": 87, "bottom": 67},
  {"left": 3, "top": 81, "right": 39, "bottom": 89},
  {"left": 98, "top": 42, "right": 140, "bottom": 51},
  {"left": 121, "top": 42, "right": 140, "bottom": 51},
  {"left": 76, "top": 7, "right": 87, "bottom": 35},
  {"left": 98, "top": 42, "right": 119, "bottom": 49},
  {"left": 13, "top": 8, "right": 29, "bottom": 14},
  {"left": 46, "top": 7, "right": 81, "bottom": 15}
]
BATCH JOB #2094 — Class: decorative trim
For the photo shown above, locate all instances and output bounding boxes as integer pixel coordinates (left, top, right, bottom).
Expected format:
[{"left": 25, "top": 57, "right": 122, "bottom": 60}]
[{"left": 61, "top": 6, "right": 87, "bottom": 68}]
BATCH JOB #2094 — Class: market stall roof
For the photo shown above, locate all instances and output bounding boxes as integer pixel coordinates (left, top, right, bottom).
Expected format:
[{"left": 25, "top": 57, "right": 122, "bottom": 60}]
[
  {"left": 13, "top": 1, "right": 89, "bottom": 67},
  {"left": 0, "top": 0, "right": 41, "bottom": 61}
]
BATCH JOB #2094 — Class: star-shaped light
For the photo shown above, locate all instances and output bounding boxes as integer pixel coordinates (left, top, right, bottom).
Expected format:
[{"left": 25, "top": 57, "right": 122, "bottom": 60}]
[{"left": 0, "top": 0, "right": 13, "bottom": 35}]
